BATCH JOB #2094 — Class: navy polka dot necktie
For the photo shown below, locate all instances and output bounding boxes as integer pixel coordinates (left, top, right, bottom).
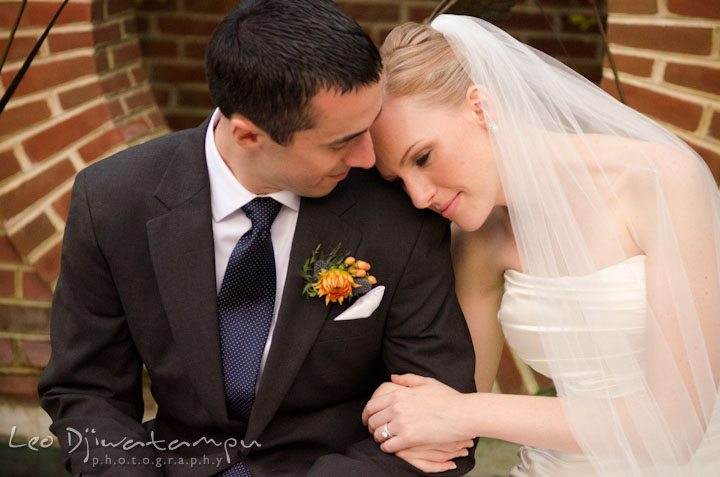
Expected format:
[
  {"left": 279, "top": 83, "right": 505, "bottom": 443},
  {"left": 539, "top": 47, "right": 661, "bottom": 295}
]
[{"left": 217, "top": 197, "right": 281, "bottom": 477}]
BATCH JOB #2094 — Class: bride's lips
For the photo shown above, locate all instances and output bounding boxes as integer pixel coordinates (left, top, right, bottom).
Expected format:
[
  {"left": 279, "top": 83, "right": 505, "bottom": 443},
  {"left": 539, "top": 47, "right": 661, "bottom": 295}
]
[{"left": 440, "top": 193, "right": 460, "bottom": 219}]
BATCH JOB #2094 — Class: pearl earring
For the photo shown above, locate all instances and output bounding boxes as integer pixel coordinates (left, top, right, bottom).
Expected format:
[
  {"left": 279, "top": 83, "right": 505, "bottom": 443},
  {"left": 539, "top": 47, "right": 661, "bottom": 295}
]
[{"left": 487, "top": 122, "right": 499, "bottom": 133}]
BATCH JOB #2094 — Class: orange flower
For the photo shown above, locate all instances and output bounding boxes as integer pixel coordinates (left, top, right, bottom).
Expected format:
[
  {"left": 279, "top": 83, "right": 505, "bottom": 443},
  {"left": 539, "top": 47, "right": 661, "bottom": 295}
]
[{"left": 313, "top": 269, "right": 360, "bottom": 305}]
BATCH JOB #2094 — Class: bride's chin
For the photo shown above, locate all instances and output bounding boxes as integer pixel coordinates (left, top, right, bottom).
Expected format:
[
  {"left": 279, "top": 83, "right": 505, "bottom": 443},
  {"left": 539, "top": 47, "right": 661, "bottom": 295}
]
[{"left": 451, "top": 217, "right": 481, "bottom": 232}]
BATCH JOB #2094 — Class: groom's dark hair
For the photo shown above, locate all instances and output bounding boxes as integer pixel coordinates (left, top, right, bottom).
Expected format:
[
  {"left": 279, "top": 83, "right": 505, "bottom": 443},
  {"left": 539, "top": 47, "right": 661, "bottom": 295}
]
[{"left": 206, "top": 0, "right": 382, "bottom": 145}]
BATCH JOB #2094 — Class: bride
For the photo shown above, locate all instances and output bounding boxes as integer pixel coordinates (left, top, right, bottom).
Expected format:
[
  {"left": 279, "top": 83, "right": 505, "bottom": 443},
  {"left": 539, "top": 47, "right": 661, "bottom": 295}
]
[{"left": 362, "top": 15, "right": 720, "bottom": 476}]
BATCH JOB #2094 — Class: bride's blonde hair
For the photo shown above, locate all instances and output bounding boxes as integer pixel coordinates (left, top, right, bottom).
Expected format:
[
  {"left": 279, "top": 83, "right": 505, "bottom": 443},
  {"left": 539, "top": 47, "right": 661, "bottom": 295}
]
[{"left": 380, "top": 22, "right": 472, "bottom": 106}]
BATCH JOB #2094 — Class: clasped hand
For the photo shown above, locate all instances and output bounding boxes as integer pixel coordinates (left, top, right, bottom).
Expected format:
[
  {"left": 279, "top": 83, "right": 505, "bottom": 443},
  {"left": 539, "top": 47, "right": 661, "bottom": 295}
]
[{"left": 361, "top": 374, "right": 474, "bottom": 473}]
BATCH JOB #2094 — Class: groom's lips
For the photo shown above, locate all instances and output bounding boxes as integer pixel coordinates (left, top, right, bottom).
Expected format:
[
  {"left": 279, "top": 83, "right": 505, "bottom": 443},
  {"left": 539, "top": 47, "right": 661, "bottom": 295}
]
[
  {"left": 329, "top": 170, "right": 349, "bottom": 181},
  {"left": 440, "top": 193, "right": 460, "bottom": 219}
]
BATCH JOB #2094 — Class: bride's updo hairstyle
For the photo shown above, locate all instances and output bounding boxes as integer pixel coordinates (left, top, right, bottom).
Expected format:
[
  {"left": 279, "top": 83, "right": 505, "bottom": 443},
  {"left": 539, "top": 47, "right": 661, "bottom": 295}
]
[{"left": 380, "top": 22, "right": 471, "bottom": 107}]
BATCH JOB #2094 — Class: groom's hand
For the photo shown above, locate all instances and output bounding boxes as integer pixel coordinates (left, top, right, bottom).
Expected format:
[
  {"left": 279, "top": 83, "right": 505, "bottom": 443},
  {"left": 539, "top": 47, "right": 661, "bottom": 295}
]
[{"left": 396, "top": 441, "right": 474, "bottom": 473}]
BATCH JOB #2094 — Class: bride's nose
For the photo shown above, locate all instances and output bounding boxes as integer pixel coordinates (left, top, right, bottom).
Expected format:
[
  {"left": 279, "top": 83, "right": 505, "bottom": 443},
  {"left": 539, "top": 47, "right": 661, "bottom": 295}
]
[{"left": 405, "top": 177, "right": 435, "bottom": 210}]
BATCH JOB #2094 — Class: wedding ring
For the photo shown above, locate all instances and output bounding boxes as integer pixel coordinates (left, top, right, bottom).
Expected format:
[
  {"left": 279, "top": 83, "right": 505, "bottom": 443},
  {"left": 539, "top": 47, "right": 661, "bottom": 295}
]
[{"left": 381, "top": 422, "right": 392, "bottom": 440}]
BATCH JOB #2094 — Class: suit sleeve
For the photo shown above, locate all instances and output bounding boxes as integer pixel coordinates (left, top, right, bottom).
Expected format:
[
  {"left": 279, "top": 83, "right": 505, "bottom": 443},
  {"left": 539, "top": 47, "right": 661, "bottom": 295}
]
[
  {"left": 308, "top": 214, "right": 477, "bottom": 476},
  {"left": 38, "top": 171, "right": 161, "bottom": 477}
]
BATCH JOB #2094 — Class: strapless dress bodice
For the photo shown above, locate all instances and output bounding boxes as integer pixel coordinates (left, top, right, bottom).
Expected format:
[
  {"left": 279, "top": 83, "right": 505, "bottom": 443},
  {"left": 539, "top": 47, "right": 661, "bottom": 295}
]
[{"left": 497, "top": 255, "right": 647, "bottom": 476}]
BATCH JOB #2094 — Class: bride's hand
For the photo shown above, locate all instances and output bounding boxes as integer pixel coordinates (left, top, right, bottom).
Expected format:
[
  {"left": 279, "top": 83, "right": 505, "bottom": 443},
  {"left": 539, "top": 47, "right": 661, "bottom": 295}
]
[
  {"left": 362, "top": 373, "right": 474, "bottom": 453},
  {"left": 396, "top": 441, "right": 474, "bottom": 473}
]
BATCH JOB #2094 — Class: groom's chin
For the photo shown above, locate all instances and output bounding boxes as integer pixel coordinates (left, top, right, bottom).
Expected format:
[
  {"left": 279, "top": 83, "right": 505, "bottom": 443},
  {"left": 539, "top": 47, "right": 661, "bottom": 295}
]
[{"left": 299, "top": 180, "right": 345, "bottom": 198}]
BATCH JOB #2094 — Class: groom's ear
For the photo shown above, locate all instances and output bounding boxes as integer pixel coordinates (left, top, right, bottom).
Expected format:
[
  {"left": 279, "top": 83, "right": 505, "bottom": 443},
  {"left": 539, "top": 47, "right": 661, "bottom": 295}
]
[
  {"left": 465, "top": 85, "right": 495, "bottom": 130},
  {"left": 228, "top": 114, "right": 266, "bottom": 149}
]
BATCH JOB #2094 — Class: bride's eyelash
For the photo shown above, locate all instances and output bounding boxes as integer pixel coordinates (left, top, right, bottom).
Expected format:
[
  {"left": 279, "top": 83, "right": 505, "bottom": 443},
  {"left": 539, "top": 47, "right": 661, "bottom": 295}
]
[{"left": 416, "top": 151, "right": 430, "bottom": 167}]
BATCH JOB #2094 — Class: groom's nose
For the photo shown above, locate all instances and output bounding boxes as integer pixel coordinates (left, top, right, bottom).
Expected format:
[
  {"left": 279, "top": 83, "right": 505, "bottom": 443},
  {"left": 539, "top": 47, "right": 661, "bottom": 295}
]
[{"left": 343, "top": 131, "right": 376, "bottom": 169}]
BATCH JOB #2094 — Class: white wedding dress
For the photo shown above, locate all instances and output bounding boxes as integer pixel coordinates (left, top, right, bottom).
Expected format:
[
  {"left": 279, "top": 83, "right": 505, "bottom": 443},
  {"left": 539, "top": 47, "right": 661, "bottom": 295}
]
[{"left": 498, "top": 254, "right": 720, "bottom": 476}]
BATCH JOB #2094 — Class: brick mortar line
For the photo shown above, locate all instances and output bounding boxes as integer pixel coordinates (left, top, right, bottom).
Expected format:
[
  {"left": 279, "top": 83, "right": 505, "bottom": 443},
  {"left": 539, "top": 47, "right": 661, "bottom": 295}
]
[
  {"left": 0, "top": 367, "right": 43, "bottom": 376},
  {"left": 0, "top": 263, "right": 25, "bottom": 272},
  {"left": 0, "top": 100, "right": 117, "bottom": 167},
  {"left": 44, "top": 204, "right": 65, "bottom": 232},
  {"left": 142, "top": 57, "right": 207, "bottom": 66},
  {"left": 151, "top": 83, "right": 211, "bottom": 92},
  {"left": 0, "top": 145, "right": 81, "bottom": 199},
  {"left": 511, "top": 5, "right": 600, "bottom": 15},
  {"left": 500, "top": 30, "right": 607, "bottom": 42},
  {"left": 141, "top": 11, "right": 227, "bottom": 22},
  {"left": 3, "top": 177, "right": 77, "bottom": 235},
  {"left": 160, "top": 106, "right": 216, "bottom": 115},
  {"left": 67, "top": 149, "right": 87, "bottom": 172},
  {"left": 608, "top": 45, "right": 720, "bottom": 66},
  {"left": 651, "top": 59, "right": 666, "bottom": 84},
  {"left": 0, "top": 74, "right": 101, "bottom": 117},
  {"left": 608, "top": 16, "right": 720, "bottom": 28},
  {"left": 31, "top": 22, "right": 97, "bottom": 35},
  {"left": 608, "top": 43, "right": 718, "bottom": 62},
  {"left": 6, "top": 201, "right": 66, "bottom": 253},
  {"left": 671, "top": 127, "right": 720, "bottom": 154},
  {"left": 0, "top": 332, "right": 50, "bottom": 341},
  {"left": 0, "top": 297, "right": 51, "bottom": 308},
  {"left": 1, "top": 47, "right": 105, "bottom": 72},
  {"left": 0, "top": 262, "right": 33, "bottom": 271},
  {"left": 698, "top": 107, "right": 715, "bottom": 138},
  {"left": 25, "top": 232, "right": 63, "bottom": 265},
  {"left": 103, "top": 9, "right": 138, "bottom": 25},
  {"left": 603, "top": 70, "right": 720, "bottom": 106}
]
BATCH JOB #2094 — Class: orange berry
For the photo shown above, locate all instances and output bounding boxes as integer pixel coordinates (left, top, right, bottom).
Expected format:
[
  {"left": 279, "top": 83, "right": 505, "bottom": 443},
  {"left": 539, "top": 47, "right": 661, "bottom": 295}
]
[
  {"left": 344, "top": 257, "right": 356, "bottom": 266},
  {"left": 356, "top": 260, "right": 370, "bottom": 270},
  {"left": 368, "top": 275, "right": 377, "bottom": 285},
  {"left": 355, "top": 269, "right": 367, "bottom": 278}
]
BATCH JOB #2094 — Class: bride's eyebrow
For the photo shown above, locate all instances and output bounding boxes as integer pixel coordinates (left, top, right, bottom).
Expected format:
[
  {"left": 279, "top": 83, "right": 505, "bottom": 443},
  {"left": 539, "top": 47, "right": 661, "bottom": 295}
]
[{"left": 400, "top": 140, "right": 420, "bottom": 167}]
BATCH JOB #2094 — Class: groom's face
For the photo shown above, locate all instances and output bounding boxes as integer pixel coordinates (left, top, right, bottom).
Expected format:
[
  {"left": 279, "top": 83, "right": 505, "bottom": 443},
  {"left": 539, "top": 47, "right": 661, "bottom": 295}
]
[{"left": 255, "top": 82, "right": 383, "bottom": 198}]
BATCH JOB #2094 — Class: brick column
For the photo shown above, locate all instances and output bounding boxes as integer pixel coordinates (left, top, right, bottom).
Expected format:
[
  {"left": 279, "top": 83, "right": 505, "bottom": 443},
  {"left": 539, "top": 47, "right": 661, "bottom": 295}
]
[
  {"left": 603, "top": 0, "right": 720, "bottom": 181},
  {"left": 0, "top": 0, "right": 168, "bottom": 430}
]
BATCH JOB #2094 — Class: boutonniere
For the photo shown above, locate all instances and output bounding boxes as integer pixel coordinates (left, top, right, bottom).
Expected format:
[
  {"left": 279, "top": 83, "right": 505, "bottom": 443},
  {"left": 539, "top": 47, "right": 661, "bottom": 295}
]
[{"left": 301, "top": 243, "right": 377, "bottom": 306}]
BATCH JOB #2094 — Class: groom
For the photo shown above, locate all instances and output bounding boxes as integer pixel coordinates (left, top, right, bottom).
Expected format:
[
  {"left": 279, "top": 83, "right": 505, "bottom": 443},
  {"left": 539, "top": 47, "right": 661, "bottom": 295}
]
[{"left": 38, "top": 1, "right": 476, "bottom": 475}]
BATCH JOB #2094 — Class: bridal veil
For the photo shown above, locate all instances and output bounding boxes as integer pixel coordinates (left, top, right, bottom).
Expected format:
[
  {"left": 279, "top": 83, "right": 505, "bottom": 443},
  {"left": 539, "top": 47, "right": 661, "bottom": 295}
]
[{"left": 430, "top": 14, "right": 720, "bottom": 475}]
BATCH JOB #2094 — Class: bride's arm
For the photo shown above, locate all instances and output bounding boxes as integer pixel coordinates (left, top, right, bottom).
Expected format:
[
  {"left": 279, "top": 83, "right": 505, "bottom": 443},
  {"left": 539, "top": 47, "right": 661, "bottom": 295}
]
[
  {"left": 451, "top": 222, "right": 505, "bottom": 392},
  {"left": 626, "top": 146, "right": 720, "bottom": 456},
  {"left": 365, "top": 146, "right": 720, "bottom": 464},
  {"left": 364, "top": 215, "right": 583, "bottom": 455}
]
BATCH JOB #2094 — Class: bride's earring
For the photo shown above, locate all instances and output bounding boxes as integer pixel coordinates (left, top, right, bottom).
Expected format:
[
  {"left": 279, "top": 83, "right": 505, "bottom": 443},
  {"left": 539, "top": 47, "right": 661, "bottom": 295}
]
[{"left": 476, "top": 101, "right": 499, "bottom": 133}]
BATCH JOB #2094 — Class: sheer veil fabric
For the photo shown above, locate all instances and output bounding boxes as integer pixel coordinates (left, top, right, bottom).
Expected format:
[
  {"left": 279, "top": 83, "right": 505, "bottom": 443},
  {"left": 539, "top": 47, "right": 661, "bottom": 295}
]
[{"left": 430, "top": 14, "right": 720, "bottom": 475}]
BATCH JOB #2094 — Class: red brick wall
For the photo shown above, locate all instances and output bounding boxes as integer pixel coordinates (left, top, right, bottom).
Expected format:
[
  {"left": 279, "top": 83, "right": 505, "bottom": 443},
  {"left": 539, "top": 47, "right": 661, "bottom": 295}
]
[
  {"left": 602, "top": 0, "right": 720, "bottom": 181},
  {"left": 0, "top": 0, "right": 168, "bottom": 408},
  {"left": 505, "top": 0, "right": 606, "bottom": 83},
  {"left": 136, "top": 0, "right": 606, "bottom": 131}
]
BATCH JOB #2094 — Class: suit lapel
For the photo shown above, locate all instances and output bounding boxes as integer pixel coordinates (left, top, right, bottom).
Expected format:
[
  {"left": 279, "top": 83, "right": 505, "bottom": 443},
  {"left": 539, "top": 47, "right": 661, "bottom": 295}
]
[
  {"left": 245, "top": 185, "right": 360, "bottom": 446},
  {"left": 146, "top": 119, "right": 229, "bottom": 425}
]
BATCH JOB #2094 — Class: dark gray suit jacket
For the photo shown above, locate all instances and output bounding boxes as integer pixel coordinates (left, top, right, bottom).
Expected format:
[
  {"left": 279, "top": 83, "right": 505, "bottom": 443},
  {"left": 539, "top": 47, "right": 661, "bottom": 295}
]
[{"left": 38, "top": 118, "right": 476, "bottom": 476}]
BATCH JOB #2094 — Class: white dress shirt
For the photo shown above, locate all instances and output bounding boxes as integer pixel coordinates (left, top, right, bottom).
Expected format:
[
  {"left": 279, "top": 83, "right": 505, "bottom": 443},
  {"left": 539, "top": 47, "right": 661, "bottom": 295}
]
[{"left": 205, "top": 108, "right": 300, "bottom": 380}]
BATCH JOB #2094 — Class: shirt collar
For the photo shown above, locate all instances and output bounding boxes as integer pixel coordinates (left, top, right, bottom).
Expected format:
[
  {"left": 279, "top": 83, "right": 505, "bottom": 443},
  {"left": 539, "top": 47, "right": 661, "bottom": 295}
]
[{"left": 205, "top": 108, "right": 301, "bottom": 222}]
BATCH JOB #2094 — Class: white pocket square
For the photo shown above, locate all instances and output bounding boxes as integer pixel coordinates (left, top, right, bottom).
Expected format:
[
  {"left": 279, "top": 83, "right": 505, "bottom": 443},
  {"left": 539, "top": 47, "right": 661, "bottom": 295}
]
[{"left": 333, "top": 286, "right": 385, "bottom": 321}]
